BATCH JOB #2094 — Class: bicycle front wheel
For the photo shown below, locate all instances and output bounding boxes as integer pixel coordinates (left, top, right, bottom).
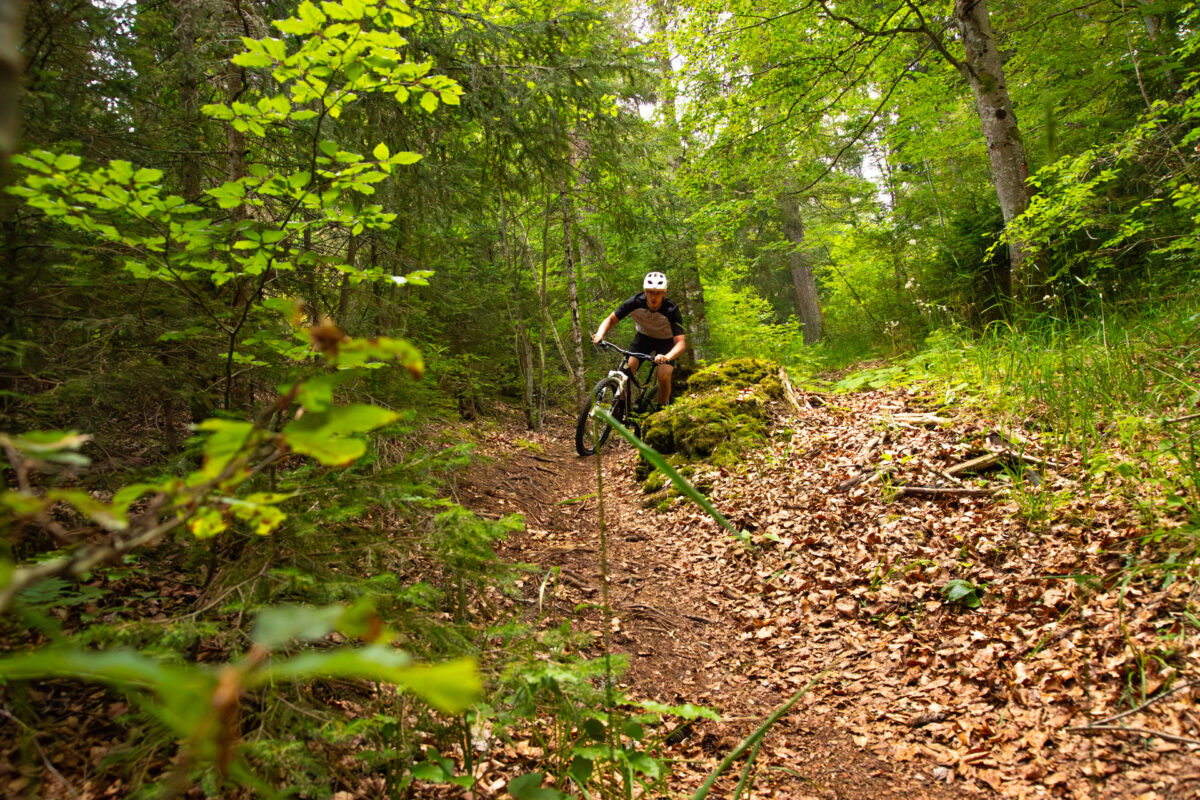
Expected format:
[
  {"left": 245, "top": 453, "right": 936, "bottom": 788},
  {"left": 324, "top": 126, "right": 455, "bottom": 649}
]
[{"left": 576, "top": 378, "right": 625, "bottom": 456}]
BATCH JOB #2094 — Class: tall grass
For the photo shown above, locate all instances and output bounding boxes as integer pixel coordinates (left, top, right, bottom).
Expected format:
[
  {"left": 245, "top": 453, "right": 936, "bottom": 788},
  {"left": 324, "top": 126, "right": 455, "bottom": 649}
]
[
  {"left": 889, "top": 301, "right": 1200, "bottom": 544},
  {"left": 933, "top": 308, "right": 1198, "bottom": 456}
]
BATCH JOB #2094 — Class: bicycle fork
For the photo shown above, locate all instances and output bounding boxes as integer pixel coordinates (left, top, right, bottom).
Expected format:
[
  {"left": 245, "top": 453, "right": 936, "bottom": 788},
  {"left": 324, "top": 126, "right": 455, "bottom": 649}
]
[{"left": 592, "top": 370, "right": 630, "bottom": 418}]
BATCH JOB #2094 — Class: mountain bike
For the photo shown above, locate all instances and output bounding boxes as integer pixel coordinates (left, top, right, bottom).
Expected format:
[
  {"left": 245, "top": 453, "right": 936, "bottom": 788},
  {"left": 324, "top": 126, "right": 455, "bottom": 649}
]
[{"left": 575, "top": 341, "right": 659, "bottom": 457}]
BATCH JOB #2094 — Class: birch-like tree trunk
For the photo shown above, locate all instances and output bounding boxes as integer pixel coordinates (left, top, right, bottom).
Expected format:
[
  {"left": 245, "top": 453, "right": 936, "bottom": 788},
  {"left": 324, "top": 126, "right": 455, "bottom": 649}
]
[
  {"left": 561, "top": 181, "right": 587, "bottom": 410},
  {"left": 954, "top": 0, "right": 1032, "bottom": 301}
]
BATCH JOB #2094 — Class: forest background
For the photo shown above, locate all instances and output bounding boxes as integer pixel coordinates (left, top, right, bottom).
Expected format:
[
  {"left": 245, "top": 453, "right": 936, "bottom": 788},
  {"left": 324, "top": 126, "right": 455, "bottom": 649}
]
[{"left": 1, "top": 0, "right": 1199, "bottom": 797}]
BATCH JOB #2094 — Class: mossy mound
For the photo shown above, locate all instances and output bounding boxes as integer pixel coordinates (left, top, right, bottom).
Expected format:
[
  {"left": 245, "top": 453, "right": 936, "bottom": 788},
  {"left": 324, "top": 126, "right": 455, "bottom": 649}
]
[{"left": 636, "top": 358, "right": 786, "bottom": 481}]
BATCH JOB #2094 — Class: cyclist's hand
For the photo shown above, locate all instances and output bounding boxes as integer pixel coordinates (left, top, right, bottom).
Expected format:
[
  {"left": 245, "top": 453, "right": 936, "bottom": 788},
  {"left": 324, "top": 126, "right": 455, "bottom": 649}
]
[
  {"left": 654, "top": 354, "right": 667, "bottom": 364},
  {"left": 592, "top": 332, "right": 604, "bottom": 345}
]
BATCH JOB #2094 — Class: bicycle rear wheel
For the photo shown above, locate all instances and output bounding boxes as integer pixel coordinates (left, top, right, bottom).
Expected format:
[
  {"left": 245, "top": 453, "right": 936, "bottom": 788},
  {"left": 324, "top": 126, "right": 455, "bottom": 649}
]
[{"left": 576, "top": 378, "right": 626, "bottom": 456}]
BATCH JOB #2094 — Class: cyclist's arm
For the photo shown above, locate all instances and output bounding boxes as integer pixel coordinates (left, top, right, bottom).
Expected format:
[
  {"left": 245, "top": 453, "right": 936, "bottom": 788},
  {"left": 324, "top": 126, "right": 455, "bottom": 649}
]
[
  {"left": 657, "top": 334, "right": 686, "bottom": 363},
  {"left": 592, "top": 313, "right": 619, "bottom": 344}
]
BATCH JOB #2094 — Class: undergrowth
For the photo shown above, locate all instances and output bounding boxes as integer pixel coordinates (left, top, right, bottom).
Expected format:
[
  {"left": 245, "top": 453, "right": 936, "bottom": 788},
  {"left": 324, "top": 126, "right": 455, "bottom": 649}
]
[{"left": 829, "top": 299, "right": 1200, "bottom": 568}]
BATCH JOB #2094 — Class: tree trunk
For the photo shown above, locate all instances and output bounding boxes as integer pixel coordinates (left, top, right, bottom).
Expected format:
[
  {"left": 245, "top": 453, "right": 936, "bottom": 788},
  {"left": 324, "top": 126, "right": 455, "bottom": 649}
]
[
  {"left": 337, "top": 234, "right": 356, "bottom": 324},
  {"left": 513, "top": 304, "right": 537, "bottom": 430},
  {"left": 171, "top": 0, "right": 203, "bottom": 202},
  {"left": 954, "top": 0, "right": 1031, "bottom": 302},
  {"left": 560, "top": 183, "right": 587, "bottom": 410},
  {"left": 1138, "top": 0, "right": 1178, "bottom": 96},
  {"left": 0, "top": 0, "right": 25, "bottom": 185},
  {"left": 778, "top": 195, "right": 823, "bottom": 343}
]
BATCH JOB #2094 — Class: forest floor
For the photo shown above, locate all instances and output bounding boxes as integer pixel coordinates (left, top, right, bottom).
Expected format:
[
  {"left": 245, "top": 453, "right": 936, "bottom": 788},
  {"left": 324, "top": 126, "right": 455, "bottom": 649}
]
[{"left": 452, "top": 388, "right": 1200, "bottom": 800}]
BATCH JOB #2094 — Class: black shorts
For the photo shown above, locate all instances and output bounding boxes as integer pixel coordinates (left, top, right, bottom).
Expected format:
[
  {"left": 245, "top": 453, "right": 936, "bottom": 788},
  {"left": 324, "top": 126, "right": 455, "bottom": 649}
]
[{"left": 629, "top": 333, "right": 676, "bottom": 364}]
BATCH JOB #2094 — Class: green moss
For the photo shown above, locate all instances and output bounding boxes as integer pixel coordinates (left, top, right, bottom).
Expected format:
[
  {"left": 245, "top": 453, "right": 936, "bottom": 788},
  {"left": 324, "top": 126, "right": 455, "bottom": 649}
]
[
  {"left": 688, "top": 358, "right": 783, "bottom": 397},
  {"left": 642, "top": 471, "right": 666, "bottom": 493},
  {"left": 635, "top": 357, "right": 786, "bottom": 487}
]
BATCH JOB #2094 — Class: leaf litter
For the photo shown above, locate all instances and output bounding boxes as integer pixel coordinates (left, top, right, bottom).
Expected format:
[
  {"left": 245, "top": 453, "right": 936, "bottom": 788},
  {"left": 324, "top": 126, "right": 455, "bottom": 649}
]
[{"left": 462, "top": 384, "right": 1200, "bottom": 800}]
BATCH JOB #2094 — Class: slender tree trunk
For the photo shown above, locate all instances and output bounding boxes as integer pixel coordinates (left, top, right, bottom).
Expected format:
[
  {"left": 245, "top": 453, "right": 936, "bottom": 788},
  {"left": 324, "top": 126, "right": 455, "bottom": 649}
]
[
  {"left": 172, "top": 0, "right": 202, "bottom": 202},
  {"left": 337, "top": 234, "right": 356, "bottom": 324},
  {"left": 954, "top": 0, "right": 1031, "bottom": 302},
  {"left": 560, "top": 183, "right": 587, "bottom": 409},
  {"left": 0, "top": 0, "right": 25, "bottom": 185},
  {"left": 778, "top": 195, "right": 823, "bottom": 343},
  {"left": 513, "top": 305, "right": 537, "bottom": 429},
  {"left": 1139, "top": 0, "right": 1178, "bottom": 95}
]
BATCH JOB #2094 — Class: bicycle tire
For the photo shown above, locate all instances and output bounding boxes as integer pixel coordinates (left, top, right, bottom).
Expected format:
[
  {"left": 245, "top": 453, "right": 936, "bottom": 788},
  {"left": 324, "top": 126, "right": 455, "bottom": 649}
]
[{"left": 576, "top": 377, "right": 626, "bottom": 456}]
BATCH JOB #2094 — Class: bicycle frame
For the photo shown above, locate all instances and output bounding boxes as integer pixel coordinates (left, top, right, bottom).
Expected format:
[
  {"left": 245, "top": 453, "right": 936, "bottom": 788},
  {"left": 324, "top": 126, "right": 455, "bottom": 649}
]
[{"left": 594, "top": 341, "right": 656, "bottom": 416}]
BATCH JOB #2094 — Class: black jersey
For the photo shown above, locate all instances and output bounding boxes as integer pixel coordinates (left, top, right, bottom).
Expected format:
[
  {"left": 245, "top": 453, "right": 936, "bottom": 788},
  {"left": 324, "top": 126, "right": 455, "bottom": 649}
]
[{"left": 614, "top": 293, "right": 685, "bottom": 339}]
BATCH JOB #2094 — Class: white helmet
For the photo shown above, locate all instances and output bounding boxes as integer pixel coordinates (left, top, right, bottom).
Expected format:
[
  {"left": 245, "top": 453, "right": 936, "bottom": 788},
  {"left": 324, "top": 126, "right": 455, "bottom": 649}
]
[{"left": 643, "top": 271, "right": 667, "bottom": 290}]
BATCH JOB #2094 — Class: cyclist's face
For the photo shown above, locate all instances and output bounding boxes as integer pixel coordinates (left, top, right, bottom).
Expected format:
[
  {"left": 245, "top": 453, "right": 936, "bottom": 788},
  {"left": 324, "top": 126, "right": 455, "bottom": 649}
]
[{"left": 644, "top": 289, "right": 665, "bottom": 309}]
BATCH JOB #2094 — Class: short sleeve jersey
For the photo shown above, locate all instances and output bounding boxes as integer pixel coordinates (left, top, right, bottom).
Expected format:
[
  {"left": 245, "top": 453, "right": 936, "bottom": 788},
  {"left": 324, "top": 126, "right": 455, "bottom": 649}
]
[{"left": 614, "top": 293, "right": 685, "bottom": 340}]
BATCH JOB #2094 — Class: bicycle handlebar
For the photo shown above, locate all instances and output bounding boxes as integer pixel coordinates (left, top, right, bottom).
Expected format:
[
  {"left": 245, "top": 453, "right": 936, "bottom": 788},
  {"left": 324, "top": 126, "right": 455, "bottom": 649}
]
[{"left": 595, "top": 340, "right": 657, "bottom": 363}]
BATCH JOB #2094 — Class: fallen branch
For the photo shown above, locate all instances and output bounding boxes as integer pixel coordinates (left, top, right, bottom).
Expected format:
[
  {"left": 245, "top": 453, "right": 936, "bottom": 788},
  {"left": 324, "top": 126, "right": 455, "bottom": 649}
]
[
  {"left": 946, "top": 452, "right": 1004, "bottom": 477},
  {"left": 556, "top": 567, "right": 596, "bottom": 593},
  {"left": 977, "top": 444, "right": 1067, "bottom": 471},
  {"left": 894, "top": 485, "right": 993, "bottom": 500},
  {"left": 1164, "top": 412, "right": 1200, "bottom": 425},
  {"left": 891, "top": 412, "right": 948, "bottom": 426},
  {"left": 778, "top": 367, "right": 808, "bottom": 413},
  {"left": 836, "top": 467, "right": 889, "bottom": 493},
  {"left": 855, "top": 435, "right": 884, "bottom": 467},
  {"left": 1069, "top": 724, "right": 1200, "bottom": 747},
  {"left": 1085, "top": 682, "right": 1194, "bottom": 727}
]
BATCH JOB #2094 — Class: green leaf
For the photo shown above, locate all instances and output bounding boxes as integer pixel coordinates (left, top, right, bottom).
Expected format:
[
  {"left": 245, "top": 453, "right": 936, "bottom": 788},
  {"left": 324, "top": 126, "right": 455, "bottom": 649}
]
[
  {"left": 283, "top": 432, "right": 365, "bottom": 466},
  {"left": 411, "top": 761, "right": 449, "bottom": 781},
  {"left": 635, "top": 699, "right": 721, "bottom": 721},
  {"left": 568, "top": 756, "right": 593, "bottom": 786},
  {"left": 626, "top": 751, "right": 660, "bottom": 779},
  {"left": 373, "top": 142, "right": 389, "bottom": 160},
  {"left": 420, "top": 91, "right": 439, "bottom": 113},
  {"left": 507, "top": 773, "right": 568, "bottom": 800},
  {"left": 252, "top": 604, "right": 345, "bottom": 649},
  {"left": 0, "top": 648, "right": 214, "bottom": 736},
  {"left": 583, "top": 718, "right": 606, "bottom": 741},
  {"left": 232, "top": 51, "right": 275, "bottom": 69},
  {"left": 133, "top": 168, "right": 164, "bottom": 184},
  {"left": 255, "top": 647, "right": 479, "bottom": 712},
  {"left": 46, "top": 489, "right": 125, "bottom": 531},
  {"left": 53, "top": 153, "right": 82, "bottom": 171},
  {"left": 295, "top": 404, "right": 399, "bottom": 436},
  {"left": 334, "top": 336, "right": 423, "bottom": 373},
  {"left": 941, "top": 579, "right": 983, "bottom": 608},
  {"left": 194, "top": 419, "right": 256, "bottom": 477},
  {"left": 297, "top": 375, "right": 335, "bottom": 412},
  {"left": 0, "top": 430, "right": 91, "bottom": 457}
]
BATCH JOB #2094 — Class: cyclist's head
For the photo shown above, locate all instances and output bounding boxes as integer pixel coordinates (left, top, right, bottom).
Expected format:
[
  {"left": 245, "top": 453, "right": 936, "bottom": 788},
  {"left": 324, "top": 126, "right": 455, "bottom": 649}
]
[{"left": 643, "top": 272, "right": 667, "bottom": 291}]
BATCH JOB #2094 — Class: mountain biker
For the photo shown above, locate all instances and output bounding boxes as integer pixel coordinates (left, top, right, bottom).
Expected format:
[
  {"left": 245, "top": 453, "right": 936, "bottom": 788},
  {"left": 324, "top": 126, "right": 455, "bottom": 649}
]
[{"left": 591, "top": 271, "right": 687, "bottom": 407}]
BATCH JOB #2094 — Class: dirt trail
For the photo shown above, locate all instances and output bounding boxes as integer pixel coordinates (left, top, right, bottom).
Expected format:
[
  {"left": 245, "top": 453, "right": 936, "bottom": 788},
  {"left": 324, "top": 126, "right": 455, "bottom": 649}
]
[{"left": 455, "top": 411, "right": 963, "bottom": 800}]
